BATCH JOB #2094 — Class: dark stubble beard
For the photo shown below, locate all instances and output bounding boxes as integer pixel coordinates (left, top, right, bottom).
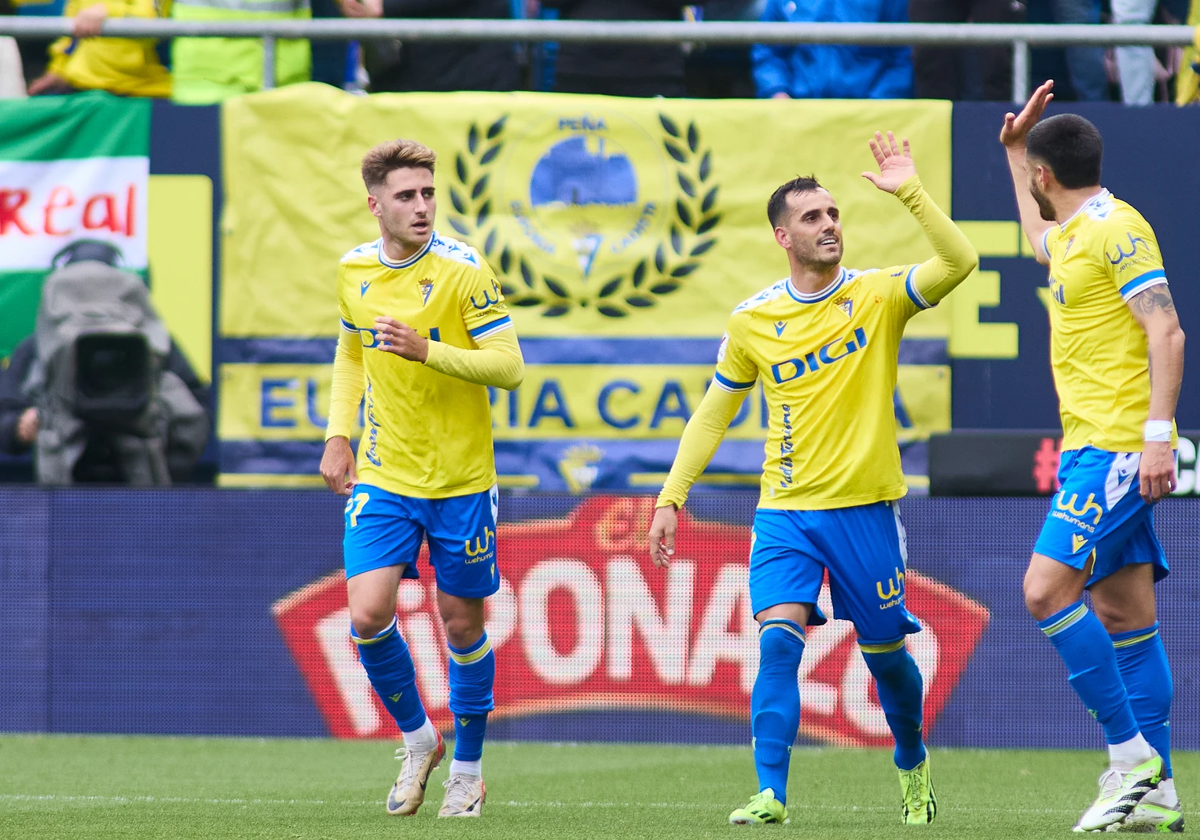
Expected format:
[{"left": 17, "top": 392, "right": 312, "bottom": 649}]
[
  {"left": 1030, "top": 182, "right": 1056, "bottom": 222},
  {"left": 793, "top": 241, "right": 842, "bottom": 271}
]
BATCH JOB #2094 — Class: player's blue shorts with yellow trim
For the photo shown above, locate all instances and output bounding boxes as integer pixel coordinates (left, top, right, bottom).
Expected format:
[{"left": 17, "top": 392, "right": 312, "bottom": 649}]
[
  {"left": 342, "top": 483, "right": 500, "bottom": 598},
  {"left": 1033, "top": 447, "right": 1168, "bottom": 586},
  {"left": 750, "top": 501, "right": 922, "bottom": 644}
]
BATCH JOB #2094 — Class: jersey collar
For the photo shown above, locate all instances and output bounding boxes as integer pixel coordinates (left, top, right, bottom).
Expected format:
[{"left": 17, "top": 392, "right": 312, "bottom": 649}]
[
  {"left": 377, "top": 235, "right": 432, "bottom": 270},
  {"left": 1057, "top": 188, "right": 1110, "bottom": 231},
  {"left": 786, "top": 268, "right": 845, "bottom": 304}
]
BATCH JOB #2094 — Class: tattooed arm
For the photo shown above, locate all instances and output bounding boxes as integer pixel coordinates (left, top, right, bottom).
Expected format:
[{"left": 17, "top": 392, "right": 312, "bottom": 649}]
[{"left": 1128, "top": 284, "right": 1186, "bottom": 501}]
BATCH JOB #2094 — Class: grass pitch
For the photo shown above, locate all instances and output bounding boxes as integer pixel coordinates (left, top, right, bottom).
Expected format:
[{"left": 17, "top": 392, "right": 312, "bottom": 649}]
[{"left": 0, "top": 735, "right": 1193, "bottom": 839}]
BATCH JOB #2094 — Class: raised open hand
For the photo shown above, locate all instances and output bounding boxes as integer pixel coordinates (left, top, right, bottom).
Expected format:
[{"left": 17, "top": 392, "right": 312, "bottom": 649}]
[
  {"left": 1000, "top": 80, "right": 1055, "bottom": 148},
  {"left": 861, "top": 131, "right": 917, "bottom": 195}
]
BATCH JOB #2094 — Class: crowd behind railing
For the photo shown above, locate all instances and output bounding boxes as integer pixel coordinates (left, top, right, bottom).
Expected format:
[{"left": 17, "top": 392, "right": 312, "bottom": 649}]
[{"left": 0, "top": 1, "right": 1196, "bottom": 105}]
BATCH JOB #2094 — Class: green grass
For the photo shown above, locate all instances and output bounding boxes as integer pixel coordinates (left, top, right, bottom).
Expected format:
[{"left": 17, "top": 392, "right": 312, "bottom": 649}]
[{"left": 0, "top": 735, "right": 1192, "bottom": 839}]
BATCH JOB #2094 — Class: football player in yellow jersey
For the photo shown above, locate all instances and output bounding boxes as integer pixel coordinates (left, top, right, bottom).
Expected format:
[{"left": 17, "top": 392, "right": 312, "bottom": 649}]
[
  {"left": 647, "top": 132, "right": 978, "bottom": 827},
  {"left": 319, "top": 139, "right": 524, "bottom": 819},
  {"left": 1001, "top": 82, "right": 1186, "bottom": 833}
]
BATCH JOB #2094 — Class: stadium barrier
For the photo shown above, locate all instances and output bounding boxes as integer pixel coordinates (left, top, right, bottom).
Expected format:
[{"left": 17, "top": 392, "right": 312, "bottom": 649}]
[
  {"left": 2, "top": 488, "right": 1197, "bottom": 752},
  {"left": 929, "top": 430, "right": 1200, "bottom": 496},
  {"left": 0, "top": 18, "right": 1195, "bottom": 102}
]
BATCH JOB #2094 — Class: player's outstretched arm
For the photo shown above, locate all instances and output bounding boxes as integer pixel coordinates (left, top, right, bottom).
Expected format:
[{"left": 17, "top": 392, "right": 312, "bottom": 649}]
[
  {"left": 999, "top": 80, "right": 1057, "bottom": 265},
  {"left": 649, "top": 383, "right": 746, "bottom": 568},
  {"left": 1128, "top": 284, "right": 1186, "bottom": 502},
  {"left": 862, "top": 132, "right": 978, "bottom": 305}
]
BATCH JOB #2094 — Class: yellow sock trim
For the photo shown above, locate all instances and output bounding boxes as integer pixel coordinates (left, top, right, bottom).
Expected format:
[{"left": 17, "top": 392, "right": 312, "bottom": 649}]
[
  {"left": 1042, "top": 603, "right": 1088, "bottom": 637},
  {"left": 350, "top": 616, "right": 397, "bottom": 646},
  {"left": 859, "top": 638, "right": 906, "bottom": 654},
  {"left": 448, "top": 637, "right": 492, "bottom": 665},
  {"left": 1111, "top": 628, "right": 1159, "bottom": 649}
]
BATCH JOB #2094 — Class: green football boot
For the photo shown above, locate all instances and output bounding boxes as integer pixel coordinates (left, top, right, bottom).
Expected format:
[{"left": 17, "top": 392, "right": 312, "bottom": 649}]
[
  {"left": 1073, "top": 752, "right": 1163, "bottom": 832},
  {"left": 729, "top": 788, "right": 790, "bottom": 825},
  {"left": 899, "top": 756, "right": 938, "bottom": 825}
]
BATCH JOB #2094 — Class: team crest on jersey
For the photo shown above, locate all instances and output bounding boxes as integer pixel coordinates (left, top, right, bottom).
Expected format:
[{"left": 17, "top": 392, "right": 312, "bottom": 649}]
[
  {"left": 833, "top": 295, "right": 853, "bottom": 319},
  {"left": 419, "top": 279, "right": 434, "bottom": 306},
  {"left": 445, "top": 111, "right": 722, "bottom": 318}
]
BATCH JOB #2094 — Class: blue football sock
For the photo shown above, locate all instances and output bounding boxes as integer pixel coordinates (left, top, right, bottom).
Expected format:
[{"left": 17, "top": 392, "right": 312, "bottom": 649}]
[
  {"left": 1112, "top": 623, "right": 1173, "bottom": 777},
  {"left": 447, "top": 631, "right": 495, "bottom": 763},
  {"left": 751, "top": 619, "right": 806, "bottom": 805},
  {"left": 860, "top": 640, "right": 927, "bottom": 771},
  {"left": 1038, "top": 601, "right": 1140, "bottom": 745},
  {"left": 351, "top": 617, "right": 428, "bottom": 732}
]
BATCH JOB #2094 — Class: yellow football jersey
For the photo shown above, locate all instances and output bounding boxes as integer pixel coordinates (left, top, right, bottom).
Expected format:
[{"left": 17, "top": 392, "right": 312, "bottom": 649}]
[
  {"left": 714, "top": 265, "right": 927, "bottom": 510},
  {"left": 1041, "top": 190, "right": 1174, "bottom": 452},
  {"left": 335, "top": 233, "right": 513, "bottom": 498}
]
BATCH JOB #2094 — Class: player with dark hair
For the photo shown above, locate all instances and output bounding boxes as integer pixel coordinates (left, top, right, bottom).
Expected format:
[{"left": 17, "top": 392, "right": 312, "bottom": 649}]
[
  {"left": 1001, "top": 81, "right": 1186, "bottom": 833},
  {"left": 648, "top": 132, "right": 978, "bottom": 826},
  {"left": 320, "top": 138, "right": 524, "bottom": 819}
]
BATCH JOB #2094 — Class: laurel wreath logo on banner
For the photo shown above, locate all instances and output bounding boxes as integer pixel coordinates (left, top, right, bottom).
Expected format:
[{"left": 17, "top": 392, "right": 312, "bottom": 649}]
[{"left": 447, "top": 114, "right": 721, "bottom": 318}]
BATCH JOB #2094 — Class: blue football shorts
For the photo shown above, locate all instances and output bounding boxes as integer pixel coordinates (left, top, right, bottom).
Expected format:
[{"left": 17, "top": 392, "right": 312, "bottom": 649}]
[
  {"left": 749, "top": 500, "right": 922, "bottom": 644},
  {"left": 1033, "top": 446, "right": 1169, "bottom": 586},
  {"left": 342, "top": 483, "right": 501, "bottom": 598}
]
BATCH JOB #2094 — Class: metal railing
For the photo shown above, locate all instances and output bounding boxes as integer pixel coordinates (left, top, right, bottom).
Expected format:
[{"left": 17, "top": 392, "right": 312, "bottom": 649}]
[{"left": 0, "top": 18, "right": 1194, "bottom": 102}]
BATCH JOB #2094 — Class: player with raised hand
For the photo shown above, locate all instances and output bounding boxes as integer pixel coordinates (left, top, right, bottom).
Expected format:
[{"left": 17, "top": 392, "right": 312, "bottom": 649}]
[
  {"left": 648, "top": 132, "right": 978, "bottom": 826},
  {"left": 1001, "top": 81, "right": 1186, "bottom": 833},
  {"left": 320, "top": 139, "right": 524, "bottom": 819}
]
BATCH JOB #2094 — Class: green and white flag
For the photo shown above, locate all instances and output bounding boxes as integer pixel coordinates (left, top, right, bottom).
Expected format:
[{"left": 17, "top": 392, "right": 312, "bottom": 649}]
[{"left": 0, "top": 91, "right": 150, "bottom": 358}]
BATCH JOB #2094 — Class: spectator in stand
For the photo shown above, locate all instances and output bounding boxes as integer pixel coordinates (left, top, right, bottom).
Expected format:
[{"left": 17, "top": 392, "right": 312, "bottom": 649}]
[
  {"left": 909, "top": 0, "right": 1027, "bottom": 101},
  {"left": 1044, "top": 0, "right": 1108, "bottom": 100},
  {"left": 1111, "top": 0, "right": 1159, "bottom": 104},
  {"left": 1111, "top": 0, "right": 1191, "bottom": 104},
  {"left": 0, "top": 0, "right": 25, "bottom": 98},
  {"left": 171, "top": 0, "right": 310, "bottom": 103},
  {"left": 753, "top": 0, "right": 913, "bottom": 100},
  {"left": 26, "top": 0, "right": 172, "bottom": 97},
  {"left": 541, "top": 0, "right": 689, "bottom": 97},
  {"left": 685, "top": 0, "right": 765, "bottom": 98},
  {"left": 1179, "top": 0, "right": 1199, "bottom": 104},
  {"left": 339, "top": 0, "right": 520, "bottom": 92}
]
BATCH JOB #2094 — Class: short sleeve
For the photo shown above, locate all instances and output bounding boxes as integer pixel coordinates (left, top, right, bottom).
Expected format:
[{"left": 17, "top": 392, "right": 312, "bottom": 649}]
[
  {"left": 461, "top": 260, "right": 513, "bottom": 342},
  {"left": 712, "top": 320, "right": 758, "bottom": 394},
  {"left": 1101, "top": 215, "right": 1167, "bottom": 301}
]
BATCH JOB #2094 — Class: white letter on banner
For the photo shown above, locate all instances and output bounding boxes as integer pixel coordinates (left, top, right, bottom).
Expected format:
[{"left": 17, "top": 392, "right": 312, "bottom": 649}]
[
  {"left": 606, "top": 557, "right": 694, "bottom": 684},
  {"left": 687, "top": 564, "right": 757, "bottom": 692},
  {"left": 484, "top": 576, "right": 518, "bottom": 651},
  {"left": 841, "top": 619, "right": 940, "bottom": 738},
  {"left": 520, "top": 559, "right": 604, "bottom": 685},
  {"left": 405, "top": 612, "right": 449, "bottom": 709},
  {"left": 316, "top": 607, "right": 380, "bottom": 736}
]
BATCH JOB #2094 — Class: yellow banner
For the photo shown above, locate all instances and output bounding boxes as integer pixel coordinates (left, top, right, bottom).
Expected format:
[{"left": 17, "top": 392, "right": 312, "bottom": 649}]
[
  {"left": 218, "top": 85, "right": 952, "bottom": 489},
  {"left": 219, "top": 363, "right": 947, "bottom": 444}
]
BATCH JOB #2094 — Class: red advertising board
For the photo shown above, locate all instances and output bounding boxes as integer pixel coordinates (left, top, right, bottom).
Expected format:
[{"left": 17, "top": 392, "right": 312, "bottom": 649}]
[{"left": 274, "top": 497, "right": 989, "bottom": 746}]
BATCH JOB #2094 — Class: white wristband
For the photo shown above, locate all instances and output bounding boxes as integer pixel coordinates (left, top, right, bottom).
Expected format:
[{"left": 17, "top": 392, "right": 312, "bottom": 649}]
[{"left": 1144, "top": 420, "right": 1173, "bottom": 442}]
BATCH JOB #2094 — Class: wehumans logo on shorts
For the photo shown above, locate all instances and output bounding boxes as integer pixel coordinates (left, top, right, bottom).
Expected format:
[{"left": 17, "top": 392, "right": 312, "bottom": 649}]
[
  {"left": 877, "top": 566, "right": 905, "bottom": 609},
  {"left": 465, "top": 526, "right": 495, "bottom": 563},
  {"left": 1055, "top": 492, "right": 1103, "bottom": 526}
]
